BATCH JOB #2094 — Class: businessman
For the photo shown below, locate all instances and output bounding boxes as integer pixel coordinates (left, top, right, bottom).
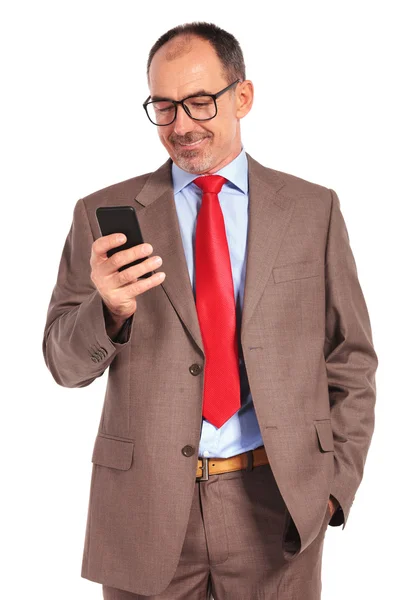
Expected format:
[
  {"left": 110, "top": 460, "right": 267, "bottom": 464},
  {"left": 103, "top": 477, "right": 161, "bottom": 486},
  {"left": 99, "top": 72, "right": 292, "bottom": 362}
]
[{"left": 42, "top": 21, "right": 378, "bottom": 600}]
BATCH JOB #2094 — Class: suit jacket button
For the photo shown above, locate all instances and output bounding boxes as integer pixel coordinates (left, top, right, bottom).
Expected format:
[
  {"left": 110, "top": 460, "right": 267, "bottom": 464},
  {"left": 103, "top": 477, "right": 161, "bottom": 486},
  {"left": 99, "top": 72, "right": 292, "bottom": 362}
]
[
  {"left": 189, "top": 363, "right": 202, "bottom": 376},
  {"left": 91, "top": 356, "right": 98, "bottom": 362},
  {"left": 182, "top": 445, "right": 195, "bottom": 457}
]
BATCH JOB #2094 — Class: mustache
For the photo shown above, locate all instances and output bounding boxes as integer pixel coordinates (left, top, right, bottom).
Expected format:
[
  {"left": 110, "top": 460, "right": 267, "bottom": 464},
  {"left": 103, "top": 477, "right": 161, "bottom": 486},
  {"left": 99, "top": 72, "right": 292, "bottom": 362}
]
[{"left": 170, "top": 134, "right": 212, "bottom": 145}]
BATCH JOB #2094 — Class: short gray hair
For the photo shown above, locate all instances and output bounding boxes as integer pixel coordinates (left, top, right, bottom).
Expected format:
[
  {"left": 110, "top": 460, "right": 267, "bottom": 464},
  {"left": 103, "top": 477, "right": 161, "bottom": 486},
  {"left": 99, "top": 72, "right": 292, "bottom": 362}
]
[{"left": 146, "top": 21, "right": 246, "bottom": 84}]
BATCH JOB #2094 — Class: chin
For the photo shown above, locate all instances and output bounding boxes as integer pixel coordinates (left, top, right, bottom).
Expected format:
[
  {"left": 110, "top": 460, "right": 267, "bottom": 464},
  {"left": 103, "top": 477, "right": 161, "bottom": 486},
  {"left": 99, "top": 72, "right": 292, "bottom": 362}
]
[{"left": 173, "top": 151, "right": 215, "bottom": 174}]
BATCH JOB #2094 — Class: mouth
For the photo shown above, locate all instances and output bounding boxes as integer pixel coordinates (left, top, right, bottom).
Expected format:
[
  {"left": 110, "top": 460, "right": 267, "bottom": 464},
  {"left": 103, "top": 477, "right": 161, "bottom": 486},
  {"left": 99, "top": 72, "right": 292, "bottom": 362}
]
[{"left": 175, "top": 137, "right": 208, "bottom": 150}]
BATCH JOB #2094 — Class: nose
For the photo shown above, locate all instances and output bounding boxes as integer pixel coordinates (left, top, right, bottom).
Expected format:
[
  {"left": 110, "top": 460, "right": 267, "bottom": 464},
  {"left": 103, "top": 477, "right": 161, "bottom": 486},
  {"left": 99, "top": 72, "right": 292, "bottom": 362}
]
[{"left": 173, "top": 103, "right": 195, "bottom": 136}]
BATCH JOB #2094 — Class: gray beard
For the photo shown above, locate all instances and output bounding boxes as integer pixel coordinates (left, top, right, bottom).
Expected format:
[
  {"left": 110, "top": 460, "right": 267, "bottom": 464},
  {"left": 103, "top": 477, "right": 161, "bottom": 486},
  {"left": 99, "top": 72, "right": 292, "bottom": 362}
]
[{"left": 174, "top": 147, "right": 214, "bottom": 174}]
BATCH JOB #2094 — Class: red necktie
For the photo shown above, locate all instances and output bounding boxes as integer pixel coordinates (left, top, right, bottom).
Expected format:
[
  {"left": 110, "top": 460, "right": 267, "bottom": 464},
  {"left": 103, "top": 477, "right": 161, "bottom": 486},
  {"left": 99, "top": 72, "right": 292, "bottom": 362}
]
[{"left": 193, "top": 174, "right": 241, "bottom": 429}]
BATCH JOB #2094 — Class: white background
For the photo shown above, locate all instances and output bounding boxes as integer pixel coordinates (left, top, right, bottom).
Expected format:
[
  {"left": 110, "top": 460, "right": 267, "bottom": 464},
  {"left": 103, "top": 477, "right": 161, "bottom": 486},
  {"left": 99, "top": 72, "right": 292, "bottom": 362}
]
[{"left": 1, "top": 1, "right": 398, "bottom": 598}]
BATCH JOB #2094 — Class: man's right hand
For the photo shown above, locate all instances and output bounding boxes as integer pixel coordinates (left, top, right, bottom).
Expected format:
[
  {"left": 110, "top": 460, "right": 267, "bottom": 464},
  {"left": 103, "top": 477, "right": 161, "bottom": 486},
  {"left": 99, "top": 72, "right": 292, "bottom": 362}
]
[{"left": 90, "top": 233, "right": 165, "bottom": 322}]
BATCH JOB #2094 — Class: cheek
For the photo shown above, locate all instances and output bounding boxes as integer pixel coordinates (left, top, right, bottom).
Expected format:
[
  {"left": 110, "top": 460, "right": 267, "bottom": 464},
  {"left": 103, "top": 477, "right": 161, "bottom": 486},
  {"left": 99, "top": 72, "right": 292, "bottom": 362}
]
[
  {"left": 219, "top": 106, "right": 238, "bottom": 135},
  {"left": 158, "top": 128, "right": 171, "bottom": 147},
  {"left": 209, "top": 116, "right": 234, "bottom": 142},
  {"left": 214, "top": 123, "right": 234, "bottom": 146}
]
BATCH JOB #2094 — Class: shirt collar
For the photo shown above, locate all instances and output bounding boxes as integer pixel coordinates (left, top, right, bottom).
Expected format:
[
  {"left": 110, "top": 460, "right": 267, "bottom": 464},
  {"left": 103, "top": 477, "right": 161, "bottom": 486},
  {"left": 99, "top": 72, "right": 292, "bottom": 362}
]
[{"left": 171, "top": 146, "right": 248, "bottom": 195}]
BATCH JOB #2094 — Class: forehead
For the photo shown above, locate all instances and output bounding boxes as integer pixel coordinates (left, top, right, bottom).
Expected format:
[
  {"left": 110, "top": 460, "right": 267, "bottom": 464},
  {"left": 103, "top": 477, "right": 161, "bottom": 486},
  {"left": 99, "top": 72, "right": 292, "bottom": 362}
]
[{"left": 148, "top": 35, "right": 227, "bottom": 99}]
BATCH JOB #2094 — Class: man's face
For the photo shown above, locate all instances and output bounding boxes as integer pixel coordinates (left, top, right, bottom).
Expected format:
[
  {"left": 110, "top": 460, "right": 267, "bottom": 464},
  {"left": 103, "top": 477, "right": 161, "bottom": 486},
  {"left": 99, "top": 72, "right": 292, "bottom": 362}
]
[{"left": 147, "top": 35, "right": 252, "bottom": 174}]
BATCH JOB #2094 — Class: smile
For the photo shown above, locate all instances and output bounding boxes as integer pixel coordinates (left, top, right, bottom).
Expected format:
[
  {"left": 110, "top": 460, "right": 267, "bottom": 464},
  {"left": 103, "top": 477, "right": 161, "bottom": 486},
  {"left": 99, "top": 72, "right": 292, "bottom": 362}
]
[{"left": 177, "top": 137, "right": 207, "bottom": 149}]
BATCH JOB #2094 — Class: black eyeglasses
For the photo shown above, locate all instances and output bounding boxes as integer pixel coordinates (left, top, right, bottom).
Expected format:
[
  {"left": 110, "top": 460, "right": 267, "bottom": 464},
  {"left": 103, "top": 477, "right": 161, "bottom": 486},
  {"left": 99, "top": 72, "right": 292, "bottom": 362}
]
[{"left": 143, "top": 79, "right": 241, "bottom": 126}]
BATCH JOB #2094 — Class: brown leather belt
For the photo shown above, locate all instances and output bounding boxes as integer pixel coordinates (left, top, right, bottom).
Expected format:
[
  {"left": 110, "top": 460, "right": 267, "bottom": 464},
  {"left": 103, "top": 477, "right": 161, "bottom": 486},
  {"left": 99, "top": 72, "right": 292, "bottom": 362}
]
[{"left": 196, "top": 445, "right": 269, "bottom": 481}]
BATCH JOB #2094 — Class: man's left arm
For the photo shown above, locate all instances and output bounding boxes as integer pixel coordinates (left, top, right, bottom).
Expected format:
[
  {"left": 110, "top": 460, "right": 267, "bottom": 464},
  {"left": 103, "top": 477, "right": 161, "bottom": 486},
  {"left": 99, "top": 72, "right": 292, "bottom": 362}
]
[{"left": 324, "top": 189, "right": 378, "bottom": 527}]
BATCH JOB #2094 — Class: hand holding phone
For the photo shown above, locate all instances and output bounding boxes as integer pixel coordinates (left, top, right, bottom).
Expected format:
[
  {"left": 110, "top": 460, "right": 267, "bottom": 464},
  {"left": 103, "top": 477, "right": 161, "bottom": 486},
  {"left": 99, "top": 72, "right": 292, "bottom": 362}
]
[
  {"left": 96, "top": 205, "right": 154, "bottom": 277},
  {"left": 91, "top": 206, "right": 165, "bottom": 321}
]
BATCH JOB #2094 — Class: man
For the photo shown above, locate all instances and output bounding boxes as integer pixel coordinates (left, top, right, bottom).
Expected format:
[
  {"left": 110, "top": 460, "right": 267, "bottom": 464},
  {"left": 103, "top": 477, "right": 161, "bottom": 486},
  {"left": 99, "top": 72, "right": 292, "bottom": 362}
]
[{"left": 42, "top": 21, "right": 378, "bottom": 600}]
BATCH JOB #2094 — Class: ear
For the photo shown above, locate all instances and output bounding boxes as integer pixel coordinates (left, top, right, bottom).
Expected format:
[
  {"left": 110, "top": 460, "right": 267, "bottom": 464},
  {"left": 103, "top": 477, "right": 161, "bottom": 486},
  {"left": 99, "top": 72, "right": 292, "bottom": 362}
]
[{"left": 236, "top": 80, "right": 254, "bottom": 119}]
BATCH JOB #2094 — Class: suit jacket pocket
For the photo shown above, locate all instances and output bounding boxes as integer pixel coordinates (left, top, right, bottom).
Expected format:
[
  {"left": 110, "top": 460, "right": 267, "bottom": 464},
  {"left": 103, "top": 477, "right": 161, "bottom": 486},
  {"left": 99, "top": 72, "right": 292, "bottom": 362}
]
[
  {"left": 314, "top": 419, "right": 334, "bottom": 452},
  {"left": 273, "top": 259, "right": 322, "bottom": 283},
  {"left": 91, "top": 434, "right": 134, "bottom": 470},
  {"left": 282, "top": 509, "right": 301, "bottom": 559}
]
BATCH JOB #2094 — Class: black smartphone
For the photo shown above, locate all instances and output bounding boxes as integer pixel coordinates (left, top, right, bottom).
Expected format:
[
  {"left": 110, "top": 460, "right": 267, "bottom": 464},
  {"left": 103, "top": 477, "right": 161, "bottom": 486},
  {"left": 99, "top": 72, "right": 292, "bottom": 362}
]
[{"left": 95, "top": 205, "right": 153, "bottom": 279}]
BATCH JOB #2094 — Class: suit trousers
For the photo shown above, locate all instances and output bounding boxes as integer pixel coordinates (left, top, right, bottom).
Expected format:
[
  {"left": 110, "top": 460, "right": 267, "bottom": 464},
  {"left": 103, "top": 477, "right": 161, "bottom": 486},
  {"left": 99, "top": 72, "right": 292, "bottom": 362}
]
[{"left": 102, "top": 457, "right": 332, "bottom": 600}]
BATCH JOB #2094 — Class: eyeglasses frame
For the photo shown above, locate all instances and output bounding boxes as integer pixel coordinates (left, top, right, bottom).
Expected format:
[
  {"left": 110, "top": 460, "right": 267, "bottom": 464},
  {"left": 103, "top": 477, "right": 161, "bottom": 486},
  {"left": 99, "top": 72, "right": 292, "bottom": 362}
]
[{"left": 143, "top": 79, "right": 241, "bottom": 126}]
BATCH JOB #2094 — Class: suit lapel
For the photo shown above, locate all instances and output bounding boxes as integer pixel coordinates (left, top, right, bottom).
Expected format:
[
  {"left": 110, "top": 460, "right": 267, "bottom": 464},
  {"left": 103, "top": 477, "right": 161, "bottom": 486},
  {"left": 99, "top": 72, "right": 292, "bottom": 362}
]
[
  {"left": 134, "top": 159, "right": 205, "bottom": 352},
  {"left": 241, "top": 154, "right": 295, "bottom": 337},
  {"left": 134, "top": 153, "right": 295, "bottom": 355}
]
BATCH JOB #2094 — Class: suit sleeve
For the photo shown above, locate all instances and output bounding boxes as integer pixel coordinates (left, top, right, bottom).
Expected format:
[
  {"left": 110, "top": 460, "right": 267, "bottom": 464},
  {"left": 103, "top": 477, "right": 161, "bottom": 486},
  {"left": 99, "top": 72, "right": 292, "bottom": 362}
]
[
  {"left": 42, "top": 197, "right": 134, "bottom": 388},
  {"left": 324, "top": 189, "right": 378, "bottom": 528}
]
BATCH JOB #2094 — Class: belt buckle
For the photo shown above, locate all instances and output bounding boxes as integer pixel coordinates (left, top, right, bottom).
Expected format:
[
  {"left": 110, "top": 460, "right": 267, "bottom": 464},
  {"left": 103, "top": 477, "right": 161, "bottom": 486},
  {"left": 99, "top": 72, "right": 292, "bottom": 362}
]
[{"left": 196, "top": 456, "right": 209, "bottom": 481}]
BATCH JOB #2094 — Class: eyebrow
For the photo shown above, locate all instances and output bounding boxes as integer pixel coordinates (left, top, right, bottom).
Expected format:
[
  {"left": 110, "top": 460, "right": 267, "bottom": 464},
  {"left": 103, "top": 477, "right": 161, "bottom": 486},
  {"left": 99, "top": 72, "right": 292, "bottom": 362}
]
[{"left": 151, "top": 89, "right": 212, "bottom": 102}]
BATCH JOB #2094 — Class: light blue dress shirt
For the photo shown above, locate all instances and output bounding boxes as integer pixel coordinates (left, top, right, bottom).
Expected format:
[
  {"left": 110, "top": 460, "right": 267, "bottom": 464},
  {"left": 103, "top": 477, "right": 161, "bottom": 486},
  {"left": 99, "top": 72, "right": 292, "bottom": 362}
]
[{"left": 171, "top": 147, "right": 264, "bottom": 458}]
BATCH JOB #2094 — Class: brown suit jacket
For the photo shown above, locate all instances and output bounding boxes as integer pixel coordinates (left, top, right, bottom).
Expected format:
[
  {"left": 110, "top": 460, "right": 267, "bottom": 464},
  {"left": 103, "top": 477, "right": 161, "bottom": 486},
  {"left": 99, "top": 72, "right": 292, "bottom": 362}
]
[{"left": 42, "top": 153, "right": 378, "bottom": 596}]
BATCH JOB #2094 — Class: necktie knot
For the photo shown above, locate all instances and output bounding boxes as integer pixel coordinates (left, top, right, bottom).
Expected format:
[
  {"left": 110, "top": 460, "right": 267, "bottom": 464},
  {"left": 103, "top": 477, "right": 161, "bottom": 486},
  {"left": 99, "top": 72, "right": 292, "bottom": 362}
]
[{"left": 193, "top": 174, "right": 227, "bottom": 195}]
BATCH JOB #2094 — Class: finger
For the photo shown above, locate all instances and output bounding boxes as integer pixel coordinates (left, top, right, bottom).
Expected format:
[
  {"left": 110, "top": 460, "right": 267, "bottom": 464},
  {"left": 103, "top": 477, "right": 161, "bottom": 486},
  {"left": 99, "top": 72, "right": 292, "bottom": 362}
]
[
  {"left": 91, "top": 233, "right": 127, "bottom": 266},
  {"left": 124, "top": 270, "right": 166, "bottom": 298},
  {"left": 91, "top": 233, "right": 151, "bottom": 270},
  {"left": 103, "top": 243, "right": 155, "bottom": 277},
  {"left": 114, "top": 254, "right": 162, "bottom": 288}
]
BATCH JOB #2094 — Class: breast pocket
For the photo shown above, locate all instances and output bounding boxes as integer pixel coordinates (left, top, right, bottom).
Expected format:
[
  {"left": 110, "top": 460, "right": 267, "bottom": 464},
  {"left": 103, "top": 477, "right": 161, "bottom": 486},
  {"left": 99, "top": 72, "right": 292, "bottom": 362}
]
[{"left": 272, "top": 260, "right": 322, "bottom": 284}]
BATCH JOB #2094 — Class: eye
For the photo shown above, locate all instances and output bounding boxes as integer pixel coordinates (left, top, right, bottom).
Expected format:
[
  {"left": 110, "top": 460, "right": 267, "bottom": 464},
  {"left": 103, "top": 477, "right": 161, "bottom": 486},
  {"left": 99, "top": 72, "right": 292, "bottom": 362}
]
[
  {"left": 153, "top": 101, "right": 174, "bottom": 113},
  {"left": 186, "top": 97, "right": 213, "bottom": 109}
]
